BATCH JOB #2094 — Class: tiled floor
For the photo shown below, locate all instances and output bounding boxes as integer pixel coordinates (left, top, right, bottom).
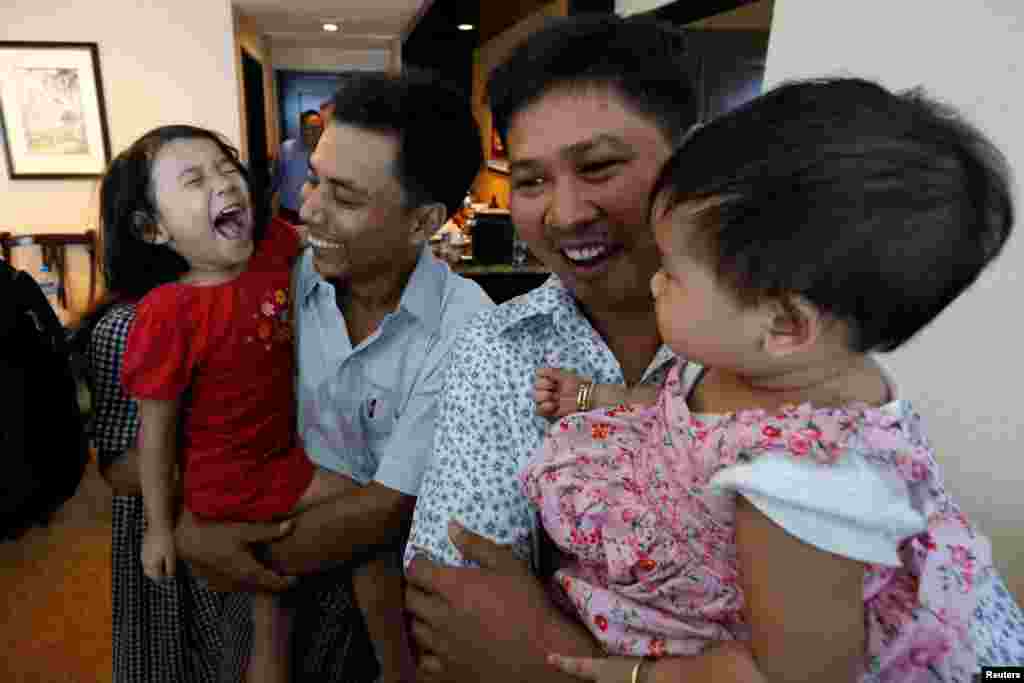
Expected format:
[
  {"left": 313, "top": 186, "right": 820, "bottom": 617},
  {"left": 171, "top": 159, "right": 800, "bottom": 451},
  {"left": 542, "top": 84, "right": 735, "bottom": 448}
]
[{"left": 0, "top": 461, "right": 113, "bottom": 682}]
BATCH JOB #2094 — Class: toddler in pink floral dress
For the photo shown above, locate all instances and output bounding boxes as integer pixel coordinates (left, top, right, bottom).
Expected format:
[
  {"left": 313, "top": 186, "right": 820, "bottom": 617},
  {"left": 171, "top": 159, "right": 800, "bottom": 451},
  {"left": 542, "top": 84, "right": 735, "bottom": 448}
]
[{"left": 524, "top": 78, "right": 1014, "bottom": 683}]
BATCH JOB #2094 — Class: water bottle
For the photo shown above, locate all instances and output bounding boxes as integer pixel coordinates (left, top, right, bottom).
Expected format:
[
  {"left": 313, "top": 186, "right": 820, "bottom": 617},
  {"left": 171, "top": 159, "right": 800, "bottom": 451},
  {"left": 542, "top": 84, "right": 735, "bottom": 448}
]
[
  {"left": 37, "top": 261, "right": 60, "bottom": 301},
  {"left": 512, "top": 229, "right": 529, "bottom": 267}
]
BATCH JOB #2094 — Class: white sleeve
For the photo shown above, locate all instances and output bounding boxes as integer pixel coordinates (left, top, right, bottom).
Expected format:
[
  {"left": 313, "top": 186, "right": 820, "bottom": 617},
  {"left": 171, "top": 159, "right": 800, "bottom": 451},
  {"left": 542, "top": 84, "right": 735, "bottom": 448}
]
[{"left": 710, "top": 451, "right": 926, "bottom": 566}]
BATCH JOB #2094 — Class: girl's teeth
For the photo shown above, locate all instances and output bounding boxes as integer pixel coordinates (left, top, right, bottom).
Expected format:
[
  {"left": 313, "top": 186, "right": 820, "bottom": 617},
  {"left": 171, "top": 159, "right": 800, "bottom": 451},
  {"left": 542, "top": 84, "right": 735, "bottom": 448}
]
[{"left": 563, "top": 245, "right": 610, "bottom": 262}]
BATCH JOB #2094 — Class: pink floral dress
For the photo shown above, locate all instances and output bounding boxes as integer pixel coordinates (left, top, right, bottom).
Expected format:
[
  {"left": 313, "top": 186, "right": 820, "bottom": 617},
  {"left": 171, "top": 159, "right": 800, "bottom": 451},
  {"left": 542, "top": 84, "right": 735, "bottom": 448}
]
[{"left": 520, "top": 362, "right": 992, "bottom": 682}]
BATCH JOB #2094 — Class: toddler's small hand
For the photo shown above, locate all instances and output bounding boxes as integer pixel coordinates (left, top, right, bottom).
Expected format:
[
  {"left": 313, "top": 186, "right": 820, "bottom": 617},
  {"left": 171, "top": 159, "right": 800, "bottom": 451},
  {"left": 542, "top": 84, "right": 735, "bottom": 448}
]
[
  {"left": 534, "top": 367, "right": 588, "bottom": 418},
  {"left": 141, "top": 529, "right": 177, "bottom": 582}
]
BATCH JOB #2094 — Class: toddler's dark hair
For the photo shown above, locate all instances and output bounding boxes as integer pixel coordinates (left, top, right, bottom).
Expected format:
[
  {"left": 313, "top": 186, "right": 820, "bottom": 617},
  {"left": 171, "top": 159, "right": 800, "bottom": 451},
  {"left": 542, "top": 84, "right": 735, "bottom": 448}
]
[{"left": 651, "top": 77, "right": 1014, "bottom": 352}]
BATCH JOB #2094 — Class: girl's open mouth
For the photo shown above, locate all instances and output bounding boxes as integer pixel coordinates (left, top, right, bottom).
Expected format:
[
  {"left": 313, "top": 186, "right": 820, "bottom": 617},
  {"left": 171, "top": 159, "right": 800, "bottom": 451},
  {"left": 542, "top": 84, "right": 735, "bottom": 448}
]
[{"left": 213, "top": 205, "right": 252, "bottom": 241}]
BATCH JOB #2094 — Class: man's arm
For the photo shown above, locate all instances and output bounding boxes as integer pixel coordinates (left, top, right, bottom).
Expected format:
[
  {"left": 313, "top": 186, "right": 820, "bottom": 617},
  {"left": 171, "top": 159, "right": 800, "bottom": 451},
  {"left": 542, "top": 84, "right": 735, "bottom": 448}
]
[
  {"left": 403, "top": 313, "right": 604, "bottom": 678},
  {"left": 174, "top": 509, "right": 296, "bottom": 592},
  {"left": 272, "top": 298, "right": 485, "bottom": 575},
  {"left": 263, "top": 481, "right": 414, "bottom": 576},
  {"left": 406, "top": 523, "right": 600, "bottom": 683}
]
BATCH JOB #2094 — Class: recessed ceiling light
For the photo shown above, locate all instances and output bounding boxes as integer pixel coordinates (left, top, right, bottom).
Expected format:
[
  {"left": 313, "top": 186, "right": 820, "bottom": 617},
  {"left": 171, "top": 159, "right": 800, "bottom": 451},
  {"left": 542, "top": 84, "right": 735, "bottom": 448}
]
[
  {"left": 323, "top": 23, "right": 339, "bottom": 32},
  {"left": 457, "top": 23, "right": 475, "bottom": 31}
]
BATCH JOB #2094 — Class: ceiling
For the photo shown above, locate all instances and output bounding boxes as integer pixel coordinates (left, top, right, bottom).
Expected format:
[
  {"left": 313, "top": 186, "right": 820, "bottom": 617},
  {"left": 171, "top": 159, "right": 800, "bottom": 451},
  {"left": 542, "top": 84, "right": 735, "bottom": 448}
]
[
  {"left": 233, "top": 0, "right": 768, "bottom": 52},
  {"left": 233, "top": 0, "right": 431, "bottom": 49}
]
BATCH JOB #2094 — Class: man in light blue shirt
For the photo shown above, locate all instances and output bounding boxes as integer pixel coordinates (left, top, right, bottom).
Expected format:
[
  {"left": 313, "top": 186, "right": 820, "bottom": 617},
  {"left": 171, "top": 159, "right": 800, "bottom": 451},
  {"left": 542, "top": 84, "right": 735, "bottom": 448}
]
[
  {"left": 175, "top": 71, "right": 492, "bottom": 682},
  {"left": 294, "top": 218, "right": 492, "bottom": 496},
  {"left": 271, "top": 109, "right": 322, "bottom": 223}
]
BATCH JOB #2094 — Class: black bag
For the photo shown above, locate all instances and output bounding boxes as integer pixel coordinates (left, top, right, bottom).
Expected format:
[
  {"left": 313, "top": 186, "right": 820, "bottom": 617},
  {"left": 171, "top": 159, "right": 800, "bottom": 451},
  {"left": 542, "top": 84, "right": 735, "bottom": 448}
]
[{"left": 0, "top": 259, "right": 89, "bottom": 541}]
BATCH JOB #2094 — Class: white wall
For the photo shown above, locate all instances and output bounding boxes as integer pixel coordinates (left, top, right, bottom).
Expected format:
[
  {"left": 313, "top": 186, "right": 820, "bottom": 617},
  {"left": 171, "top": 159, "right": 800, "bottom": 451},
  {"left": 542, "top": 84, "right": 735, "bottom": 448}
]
[
  {"left": 1, "top": 0, "right": 241, "bottom": 317},
  {"left": 764, "top": 0, "right": 1023, "bottom": 599},
  {"left": 615, "top": 0, "right": 674, "bottom": 16},
  {"left": 616, "top": 0, "right": 775, "bottom": 28},
  {"left": 270, "top": 43, "right": 391, "bottom": 72},
  {"left": 1, "top": 0, "right": 241, "bottom": 234}
]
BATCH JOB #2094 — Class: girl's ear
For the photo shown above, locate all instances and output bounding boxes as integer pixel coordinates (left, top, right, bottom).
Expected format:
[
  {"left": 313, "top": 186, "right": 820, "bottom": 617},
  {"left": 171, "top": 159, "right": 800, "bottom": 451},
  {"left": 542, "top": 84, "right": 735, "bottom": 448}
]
[
  {"left": 760, "top": 295, "right": 822, "bottom": 358},
  {"left": 409, "top": 202, "right": 445, "bottom": 247},
  {"left": 132, "top": 211, "right": 171, "bottom": 245}
]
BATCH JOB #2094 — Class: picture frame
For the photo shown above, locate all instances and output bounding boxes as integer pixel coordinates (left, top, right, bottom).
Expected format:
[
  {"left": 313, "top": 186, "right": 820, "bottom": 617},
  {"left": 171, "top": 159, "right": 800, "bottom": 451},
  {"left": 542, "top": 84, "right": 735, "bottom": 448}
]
[
  {"left": 0, "top": 41, "right": 112, "bottom": 179},
  {"left": 486, "top": 124, "right": 509, "bottom": 175}
]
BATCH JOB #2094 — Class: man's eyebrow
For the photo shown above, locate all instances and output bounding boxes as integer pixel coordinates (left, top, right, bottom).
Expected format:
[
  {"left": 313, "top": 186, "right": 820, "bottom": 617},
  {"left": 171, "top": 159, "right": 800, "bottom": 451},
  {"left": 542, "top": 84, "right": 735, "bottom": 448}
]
[
  {"left": 509, "top": 159, "right": 542, "bottom": 176},
  {"left": 562, "top": 134, "right": 629, "bottom": 158},
  {"left": 509, "top": 134, "right": 630, "bottom": 176},
  {"left": 307, "top": 160, "right": 369, "bottom": 197}
]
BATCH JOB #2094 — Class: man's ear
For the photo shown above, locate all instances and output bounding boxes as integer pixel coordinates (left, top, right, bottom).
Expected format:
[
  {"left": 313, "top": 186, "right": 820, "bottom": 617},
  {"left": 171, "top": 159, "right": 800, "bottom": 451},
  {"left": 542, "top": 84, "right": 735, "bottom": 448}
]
[
  {"left": 409, "top": 203, "right": 446, "bottom": 246},
  {"left": 132, "top": 211, "right": 171, "bottom": 246},
  {"left": 760, "top": 295, "right": 822, "bottom": 358}
]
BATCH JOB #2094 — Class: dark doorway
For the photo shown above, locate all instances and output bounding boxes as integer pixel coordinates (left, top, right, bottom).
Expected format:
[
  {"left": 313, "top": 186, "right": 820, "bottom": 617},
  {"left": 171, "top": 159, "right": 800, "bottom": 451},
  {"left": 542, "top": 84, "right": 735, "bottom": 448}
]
[
  {"left": 242, "top": 49, "right": 270, "bottom": 212},
  {"left": 402, "top": 0, "right": 478, "bottom": 96},
  {"left": 276, "top": 71, "right": 345, "bottom": 143}
]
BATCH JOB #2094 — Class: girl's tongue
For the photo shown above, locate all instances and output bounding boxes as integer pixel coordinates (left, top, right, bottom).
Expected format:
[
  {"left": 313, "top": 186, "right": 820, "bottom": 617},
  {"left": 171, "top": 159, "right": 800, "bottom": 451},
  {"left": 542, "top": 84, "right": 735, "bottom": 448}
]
[{"left": 213, "top": 207, "right": 253, "bottom": 241}]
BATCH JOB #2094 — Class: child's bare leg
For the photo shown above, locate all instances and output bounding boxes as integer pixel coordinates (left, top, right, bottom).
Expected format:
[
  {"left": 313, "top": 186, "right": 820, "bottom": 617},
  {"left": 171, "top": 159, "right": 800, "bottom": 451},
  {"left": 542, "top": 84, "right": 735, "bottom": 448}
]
[
  {"left": 353, "top": 552, "right": 415, "bottom": 683},
  {"left": 246, "top": 592, "right": 292, "bottom": 683},
  {"left": 239, "top": 468, "right": 356, "bottom": 682}
]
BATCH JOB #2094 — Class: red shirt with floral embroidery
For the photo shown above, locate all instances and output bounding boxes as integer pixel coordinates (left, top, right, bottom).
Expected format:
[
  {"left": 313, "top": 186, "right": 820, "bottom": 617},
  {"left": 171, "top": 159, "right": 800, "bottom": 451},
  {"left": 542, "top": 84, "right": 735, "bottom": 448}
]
[{"left": 122, "top": 218, "right": 314, "bottom": 521}]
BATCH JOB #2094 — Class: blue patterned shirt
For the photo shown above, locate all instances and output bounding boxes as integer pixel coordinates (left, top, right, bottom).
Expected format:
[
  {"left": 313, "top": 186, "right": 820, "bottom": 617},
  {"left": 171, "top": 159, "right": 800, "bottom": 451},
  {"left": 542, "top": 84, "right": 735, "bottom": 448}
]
[
  {"left": 404, "top": 275, "right": 676, "bottom": 569},
  {"left": 294, "top": 243, "right": 493, "bottom": 495}
]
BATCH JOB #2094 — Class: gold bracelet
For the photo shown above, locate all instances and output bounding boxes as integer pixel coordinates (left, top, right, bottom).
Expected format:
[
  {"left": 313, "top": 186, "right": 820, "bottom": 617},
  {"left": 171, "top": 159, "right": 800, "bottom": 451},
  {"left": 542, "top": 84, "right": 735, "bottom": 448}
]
[
  {"left": 631, "top": 657, "right": 655, "bottom": 683},
  {"left": 630, "top": 658, "right": 644, "bottom": 683}
]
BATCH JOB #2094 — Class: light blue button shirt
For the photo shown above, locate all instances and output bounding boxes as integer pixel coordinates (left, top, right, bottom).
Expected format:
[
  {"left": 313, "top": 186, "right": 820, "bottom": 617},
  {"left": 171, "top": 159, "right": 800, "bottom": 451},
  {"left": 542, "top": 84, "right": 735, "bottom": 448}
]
[{"left": 294, "top": 243, "right": 494, "bottom": 495}]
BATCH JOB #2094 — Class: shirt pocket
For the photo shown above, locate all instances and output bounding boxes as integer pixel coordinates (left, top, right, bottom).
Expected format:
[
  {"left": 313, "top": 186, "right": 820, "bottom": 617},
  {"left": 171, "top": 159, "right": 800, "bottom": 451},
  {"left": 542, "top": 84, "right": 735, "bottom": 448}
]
[{"left": 361, "top": 357, "right": 401, "bottom": 442}]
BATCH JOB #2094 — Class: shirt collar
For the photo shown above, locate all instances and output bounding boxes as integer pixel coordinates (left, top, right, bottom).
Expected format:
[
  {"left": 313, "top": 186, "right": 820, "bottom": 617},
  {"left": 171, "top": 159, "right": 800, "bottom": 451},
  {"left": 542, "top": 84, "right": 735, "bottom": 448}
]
[
  {"left": 297, "top": 243, "right": 445, "bottom": 333},
  {"left": 395, "top": 243, "right": 445, "bottom": 333},
  {"left": 493, "top": 274, "right": 575, "bottom": 336},
  {"left": 297, "top": 248, "right": 321, "bottom": 304},
  {"left": 494, "top": 274, "right": 678, "bottom": 381}
]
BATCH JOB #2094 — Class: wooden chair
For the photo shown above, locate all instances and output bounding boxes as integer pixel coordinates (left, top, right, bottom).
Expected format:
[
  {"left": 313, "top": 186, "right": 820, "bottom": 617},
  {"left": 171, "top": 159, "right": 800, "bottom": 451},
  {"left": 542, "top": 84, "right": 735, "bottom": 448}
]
[{"left": 0, "top": 231, "right": 98, "bottom": 310}]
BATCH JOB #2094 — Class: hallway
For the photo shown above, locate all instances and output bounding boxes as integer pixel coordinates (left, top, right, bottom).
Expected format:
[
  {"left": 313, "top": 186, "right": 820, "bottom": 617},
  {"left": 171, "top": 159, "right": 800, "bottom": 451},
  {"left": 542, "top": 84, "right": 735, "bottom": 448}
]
[{"left": 0, "top": 461, "right": 113, "bottom": 682}]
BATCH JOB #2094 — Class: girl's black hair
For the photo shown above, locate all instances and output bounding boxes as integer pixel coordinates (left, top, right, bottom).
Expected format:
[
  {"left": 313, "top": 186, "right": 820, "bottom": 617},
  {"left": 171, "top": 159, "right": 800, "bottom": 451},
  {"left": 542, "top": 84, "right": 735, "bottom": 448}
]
[
  {"left": 651, "top": 77, "right": 1015, "bottom": 353},
  {"left": 75, "top": 125, "right": 267, "bottom": 338}
]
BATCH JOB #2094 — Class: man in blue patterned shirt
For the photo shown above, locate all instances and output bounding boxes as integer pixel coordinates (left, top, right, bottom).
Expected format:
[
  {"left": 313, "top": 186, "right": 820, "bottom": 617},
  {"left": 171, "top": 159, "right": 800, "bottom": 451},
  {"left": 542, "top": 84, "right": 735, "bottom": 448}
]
[
  {"left": 403, "top": 13, "right": 699, "bottom": 683},
  {"left": 403, "top": 16, "right": 1024, "bottom": 683}
]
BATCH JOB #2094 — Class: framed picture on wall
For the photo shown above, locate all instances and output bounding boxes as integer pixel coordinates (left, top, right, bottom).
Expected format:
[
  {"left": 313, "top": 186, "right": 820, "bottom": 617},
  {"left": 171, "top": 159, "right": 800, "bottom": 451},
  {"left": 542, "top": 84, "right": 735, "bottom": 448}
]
[
  {"left": 486, "top": 125, "right": 509, "bottom": 175},
  {"left": 0, "top": 41, "right": 112, "bottom": 179}
]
